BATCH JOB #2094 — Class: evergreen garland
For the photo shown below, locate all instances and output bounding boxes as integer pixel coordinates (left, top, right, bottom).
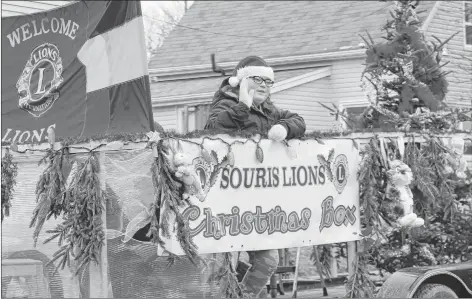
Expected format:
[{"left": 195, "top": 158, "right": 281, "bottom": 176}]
[
  {"left": 1, "top": 148, "right": 18, "bottom": 222},
  {"left": 30, "top": 147, "right": 70, "bottom": 246},
  {"left": 43, "top": 153, "right": 105, "bottom": 276},
  {"left": 148, "top": 139, "right": 201, "bottom": 265}
]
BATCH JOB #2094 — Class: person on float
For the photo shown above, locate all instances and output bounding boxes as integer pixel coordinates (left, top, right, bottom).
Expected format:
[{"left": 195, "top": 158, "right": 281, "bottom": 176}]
[{"left": 205, "top": 56, "right": 306, "bottom": 297}]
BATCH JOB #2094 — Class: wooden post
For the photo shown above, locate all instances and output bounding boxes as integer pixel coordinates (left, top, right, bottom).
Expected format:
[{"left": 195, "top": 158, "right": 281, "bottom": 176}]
[
  {"left": 291, "top": 247, "right": 301, "bottom": 298},
  {"left": 347, "top": 241, "right": 357, "bottom": 277},
  {"left": 89, "top": 151, "right": 109, "bottom": 297},
  {"left": 183, "top": 106, "right": 189, "bottom": 134},
  {"left": 330, "top": 246, "right": 338, "bottom": 278}
]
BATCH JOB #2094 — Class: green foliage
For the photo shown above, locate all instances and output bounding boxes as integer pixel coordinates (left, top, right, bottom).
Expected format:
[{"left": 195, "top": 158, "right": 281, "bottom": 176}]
[
  {"left": 30, "top": 148, "right": 70, "bottom": 246},
  {"left": 356, "top": 0, "right": 472, "bottom": 130},
  {"left": 1, "top": 149, "right": 18, "bottom": 221},
  {"left": 43, "top": 153, "right": 105, "bottom": 276}
]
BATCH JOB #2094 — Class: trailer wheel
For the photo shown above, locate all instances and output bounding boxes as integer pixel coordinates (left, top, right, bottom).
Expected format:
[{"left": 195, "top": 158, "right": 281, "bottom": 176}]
[{"left": 414, "top": 283, "right": 458, "bottom": 298}]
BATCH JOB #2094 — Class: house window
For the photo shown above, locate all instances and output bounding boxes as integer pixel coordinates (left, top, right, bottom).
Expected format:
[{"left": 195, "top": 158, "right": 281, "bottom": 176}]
[
  {"left": 337, "top": 103, "right": 369, "bottom": 130},
  {"left": 465, "top": 0, "right": 472, "bottom": 47}
]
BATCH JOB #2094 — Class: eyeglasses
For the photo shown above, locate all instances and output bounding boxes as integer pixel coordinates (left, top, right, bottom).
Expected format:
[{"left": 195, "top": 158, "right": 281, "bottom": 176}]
[{"left": 249, "top": 76, "right": 274, "bottom": 87}]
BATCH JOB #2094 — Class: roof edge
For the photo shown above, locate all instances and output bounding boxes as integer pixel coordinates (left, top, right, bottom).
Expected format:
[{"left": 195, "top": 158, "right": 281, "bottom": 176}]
[
  {"left": 152, "top": 67, "right": 333, "bottom": 108},
  {"left": 421, "top": 1, "right": 442, "bottom": 33},
  {"left": 149, "top": 47, "right": 365, "bottom": 79}
]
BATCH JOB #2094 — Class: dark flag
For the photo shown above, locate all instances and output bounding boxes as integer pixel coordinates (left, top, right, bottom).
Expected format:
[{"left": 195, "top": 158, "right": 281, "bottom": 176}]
[{"left": 1, "top": 1, "right": 154, "bottom": 144}]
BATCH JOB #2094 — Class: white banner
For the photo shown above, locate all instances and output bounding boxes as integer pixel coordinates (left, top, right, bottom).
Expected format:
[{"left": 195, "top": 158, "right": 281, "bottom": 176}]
[{"left": 159, "top": 137, "right": 361, "bottom": 255}]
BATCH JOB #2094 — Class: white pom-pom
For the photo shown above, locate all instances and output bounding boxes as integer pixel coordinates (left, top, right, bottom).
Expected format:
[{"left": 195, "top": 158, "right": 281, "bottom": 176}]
[{"left": 228, "top": 76, "right": 240, "bottom": 87}]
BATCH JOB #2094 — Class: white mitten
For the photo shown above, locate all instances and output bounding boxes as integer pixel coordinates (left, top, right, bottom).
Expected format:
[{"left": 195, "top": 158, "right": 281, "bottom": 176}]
[
  {"left": 398, "top": 213, "right": 417, "bottom": 227},
  {"left": 268, "top": 124, "right": 288, "bottom": 141},
  {"left": 411, "top": 217, "right": 424, "bottom": 228},
  {"left": 239, "top": 77, "right": 255, "bottom": 108}
]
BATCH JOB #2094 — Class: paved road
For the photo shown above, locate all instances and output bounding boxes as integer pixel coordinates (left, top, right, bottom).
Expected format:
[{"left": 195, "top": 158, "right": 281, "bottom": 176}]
[{"left": 275, "top": 284, "right": 347, "bottom": 298}]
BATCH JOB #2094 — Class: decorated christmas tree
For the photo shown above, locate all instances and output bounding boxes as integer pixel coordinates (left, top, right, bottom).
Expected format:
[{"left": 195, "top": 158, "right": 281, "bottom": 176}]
[
  {"left": 348, "top": 0, "right": 471, "bottom": 131},
  {"left": 331, "top": 1, "right": 472, "bottom": 297}
]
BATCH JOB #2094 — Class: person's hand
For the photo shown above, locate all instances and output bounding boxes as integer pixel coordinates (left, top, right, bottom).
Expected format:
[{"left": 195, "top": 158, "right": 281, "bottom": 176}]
[
  {"left": 268, "top": 124, "right": 287, "bottom": 141},
  {"left": 239, "top": 77, "right": 255, "bottom": 108}
]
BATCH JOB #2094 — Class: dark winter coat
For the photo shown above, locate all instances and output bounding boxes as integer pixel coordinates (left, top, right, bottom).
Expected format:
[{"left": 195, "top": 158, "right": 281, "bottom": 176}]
[{"left": 205, "top": 79, "right": 306, "bottom": 139}]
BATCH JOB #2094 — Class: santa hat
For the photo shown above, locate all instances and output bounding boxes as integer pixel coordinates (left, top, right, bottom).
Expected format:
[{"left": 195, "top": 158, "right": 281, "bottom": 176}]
[{"left": 228, "top": 56, "right": 275, "bottom": 87}]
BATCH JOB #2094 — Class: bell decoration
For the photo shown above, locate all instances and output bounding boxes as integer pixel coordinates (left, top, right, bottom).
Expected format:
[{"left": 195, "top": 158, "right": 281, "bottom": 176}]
[
  {"left": 255, "top": 145, "right": 264, "bottom": 163},
  {"left": 227, "top": 150, "right": 235, "bottom": 167},
  {"left": 10, "top": 141, "right": 18, "bottom": 153},
  {"left": 201, "top": 147, "right": 213, "bottom": 164},
  {"left": 47, "top": 126, "right": 55, "bottom": 146}
]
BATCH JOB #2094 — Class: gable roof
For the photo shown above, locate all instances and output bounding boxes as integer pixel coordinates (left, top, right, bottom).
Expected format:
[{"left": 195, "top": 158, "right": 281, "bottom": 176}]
[
  {"left": 149, "top": 0, "right": 437, "bottom": 70},
  {"left": 1, "top": 1, "right": 75, "bottom": 17}
]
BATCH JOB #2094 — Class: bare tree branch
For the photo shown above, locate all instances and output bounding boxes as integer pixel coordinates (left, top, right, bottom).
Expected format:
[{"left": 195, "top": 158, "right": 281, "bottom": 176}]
[{"left": 143, "top": 1, "right": 187, "bottom": 61}]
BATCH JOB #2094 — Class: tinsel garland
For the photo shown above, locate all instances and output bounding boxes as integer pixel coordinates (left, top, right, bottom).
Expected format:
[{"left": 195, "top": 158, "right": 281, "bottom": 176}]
[
  {"left": 2, "top": 126, "right": 470, "bottom": 148},
  {"left": 1, "top": 148, "right": 18, "bottom": 222},
  {"left": 43, "top": 153, "right": 105, "bottom": 276}
]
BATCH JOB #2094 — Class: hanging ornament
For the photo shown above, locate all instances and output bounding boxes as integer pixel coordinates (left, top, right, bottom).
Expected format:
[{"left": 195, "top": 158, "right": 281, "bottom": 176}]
[
  {"left": 255, "top": 145, "right": 264, "bottom": 163},
  {"left": 201, "top": 147, "right": 213, "bottom": 164},
  {"left": 210, "top": 150, "right": 219, "bottom": 165},
  {"left": 227, "top": 150, "right": 235, "bottom": 167},
  {"left": 47, "top": 126, "right": 55, "bottom": 146},
  {"left": 10, "top": 141, "right": 18, "bottom": 153}
]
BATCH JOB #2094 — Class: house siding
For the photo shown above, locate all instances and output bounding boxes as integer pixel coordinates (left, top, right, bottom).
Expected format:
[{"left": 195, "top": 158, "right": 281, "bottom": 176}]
[
  {"left": 1, "top": 1, "right": 73, "bottom": 17},
  {"left": 425, "top": 0, "right": 472, "bottom": 108},
  {"left": 271, "top": 77, "right": 335, "bottom": 132},
  {"left": 153, "top": 107, "right": 178, "bottom": 131},
  {"left": 331, "top": 58, "right": 368, "bottom": 106}
]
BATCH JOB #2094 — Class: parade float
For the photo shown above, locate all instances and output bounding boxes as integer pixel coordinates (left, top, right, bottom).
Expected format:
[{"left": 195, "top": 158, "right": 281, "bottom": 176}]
[{"left": 2, "top": 0, "right": 472, "bottom": 298}]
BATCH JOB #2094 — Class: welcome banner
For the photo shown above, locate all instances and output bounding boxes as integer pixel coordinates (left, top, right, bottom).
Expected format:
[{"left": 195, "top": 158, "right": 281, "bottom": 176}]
[
  {"left": 1, "top": 1, "right": 154, "bottom": 144},
  {"left": 158, "top": 138, "right": 361, "bottom": 255}
]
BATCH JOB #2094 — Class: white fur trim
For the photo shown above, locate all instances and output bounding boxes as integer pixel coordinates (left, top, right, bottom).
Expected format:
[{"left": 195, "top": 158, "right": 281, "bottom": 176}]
[
  {"left": 236, "top": 66, "right": 274, "bottom": 81},
  {"left": 228, "top": 76, "right": 240, "bottom": 87}
]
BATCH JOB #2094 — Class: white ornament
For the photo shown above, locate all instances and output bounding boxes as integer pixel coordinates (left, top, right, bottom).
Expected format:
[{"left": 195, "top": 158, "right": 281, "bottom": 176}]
[
  {"left": 386, "top": 160, "right": 425, "bottom": 228},
  {"left": 174, "top": 151, "right": 206, "bottom": 202}
]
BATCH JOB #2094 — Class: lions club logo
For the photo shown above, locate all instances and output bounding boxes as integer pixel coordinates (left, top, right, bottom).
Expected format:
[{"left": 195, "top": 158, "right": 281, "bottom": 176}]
[
  {"left": 192, "top": 157, "right": 213, "bottom": 195},
  {"left": 332, "top": 154, "right": 349, "bottom": 194},
  {"left": 16, "top": 43, "right": 64, "bottom": 117}
]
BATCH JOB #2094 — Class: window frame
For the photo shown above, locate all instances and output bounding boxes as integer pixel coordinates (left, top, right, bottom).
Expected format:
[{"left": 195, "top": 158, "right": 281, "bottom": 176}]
[
  {"left": 338, "top": 100, "right": 370, "bottom": 130},
  {"left": 465, "top": 0, "right": 472, "bottom": 49}
]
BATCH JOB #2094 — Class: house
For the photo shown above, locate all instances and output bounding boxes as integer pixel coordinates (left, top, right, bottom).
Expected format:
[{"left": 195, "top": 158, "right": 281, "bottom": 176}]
[
  {"left": 148, "top": 0, "right": 472, "bottom": 133},
  {"left": 1, "top": 1, "right": 72, "bottom": 16}
]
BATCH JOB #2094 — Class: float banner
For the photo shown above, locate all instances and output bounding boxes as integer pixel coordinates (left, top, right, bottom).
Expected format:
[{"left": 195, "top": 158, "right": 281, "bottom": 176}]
[
  {"left": 159, "top": 138, "right": 361, "bottom": 255},
  {"left": 1, "top": 1, "right": 154, "bottom": 144}
]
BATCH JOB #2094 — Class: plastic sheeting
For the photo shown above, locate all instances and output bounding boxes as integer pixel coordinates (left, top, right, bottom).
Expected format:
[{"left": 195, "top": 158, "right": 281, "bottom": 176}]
[{"left": 1, "top": 150, "right": 224, "bottom": 298}]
